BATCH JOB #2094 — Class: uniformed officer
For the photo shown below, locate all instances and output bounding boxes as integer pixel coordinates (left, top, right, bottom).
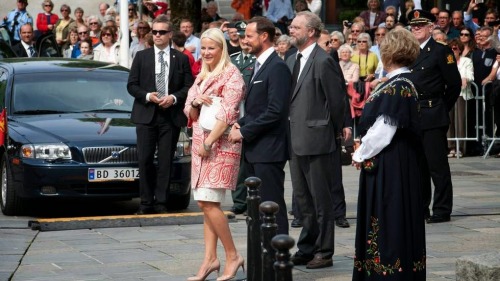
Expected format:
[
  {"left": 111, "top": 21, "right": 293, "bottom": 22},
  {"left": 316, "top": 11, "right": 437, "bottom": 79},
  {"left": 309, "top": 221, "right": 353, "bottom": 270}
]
[
  {"left": 2, "top": 0, "right": 33, "bottom": 45},
  {"left": 408, "top": 10, "right": 461, "bottom": 224},
  {"left": 228, "top": 21, "right": 255, "bottom": 215}
]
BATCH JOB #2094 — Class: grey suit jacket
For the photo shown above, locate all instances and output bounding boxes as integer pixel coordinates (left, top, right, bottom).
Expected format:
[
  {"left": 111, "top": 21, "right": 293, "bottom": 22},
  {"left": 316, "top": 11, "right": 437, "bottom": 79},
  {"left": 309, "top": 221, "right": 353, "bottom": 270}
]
[{"left": 286, "top": 45, "right": 345, "bottom": 156}]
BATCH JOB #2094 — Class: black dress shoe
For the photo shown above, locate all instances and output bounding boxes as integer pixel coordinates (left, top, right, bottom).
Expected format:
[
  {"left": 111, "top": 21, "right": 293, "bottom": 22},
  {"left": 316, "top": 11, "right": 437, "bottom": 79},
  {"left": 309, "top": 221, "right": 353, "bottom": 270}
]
[
  {"left": 291, "top": 218, "right": 302, "bottom": 228},
  {"left": 306, "top": 254, "right": 333, "bottom": 269},
  {"left": 154, "top": 205, "right": 169, "bottom": 214},
  {"left": 290, "top": 252, "right": 313, "bottom": 265},
  {"left": 229, "top": 207, "right": 246, "bottom": 215},
  {"left": 335, "top": 217, "right": 350, "bottom": 228},
  {"left": 426, "top": 214, "right": 450, "bottom": 223},
  {"left": 135, "top": 206, "right": 155, "bottom": 215}
]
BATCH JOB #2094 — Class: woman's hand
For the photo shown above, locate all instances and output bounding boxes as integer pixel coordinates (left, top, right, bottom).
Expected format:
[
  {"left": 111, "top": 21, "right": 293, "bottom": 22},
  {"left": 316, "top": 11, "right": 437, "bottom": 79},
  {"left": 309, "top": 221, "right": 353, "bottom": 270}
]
[
  {"left": 198, "top": 141, "right": 212, "bottom": 158},
  {"left": 193, "top": 95, "right": 214, "bottom": 107},
  {"left": 352, "top": 160, "right": 362, "bottom": 170}
]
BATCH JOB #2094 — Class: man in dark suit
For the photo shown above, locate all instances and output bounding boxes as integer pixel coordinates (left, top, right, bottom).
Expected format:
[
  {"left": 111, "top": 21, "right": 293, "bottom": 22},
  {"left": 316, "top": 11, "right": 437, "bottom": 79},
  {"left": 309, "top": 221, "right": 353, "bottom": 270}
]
[
  {"left": 408, "top": 10, "right": 461, "bottom": 223},
  {"left": 228, "top": 22, "right": 256, "bottom": 215},
  {"left": 127, "top": 15, "right": 194, "bottom": 214},
  {"left": 286, "top": 12, "right": 345, "bottom": 269},
  {"left": 12, "top": 23, "right": 36, "bottom": 57},
  {"left": 228, "top": 16, "right": 291, "bottom": 235}
]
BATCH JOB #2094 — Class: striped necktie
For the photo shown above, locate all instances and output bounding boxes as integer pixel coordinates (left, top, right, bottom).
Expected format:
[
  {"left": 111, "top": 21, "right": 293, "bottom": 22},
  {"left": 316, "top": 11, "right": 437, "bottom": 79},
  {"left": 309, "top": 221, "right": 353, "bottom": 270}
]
[{"left": 156, "top": 51, "right": 166, "bottom": 98}]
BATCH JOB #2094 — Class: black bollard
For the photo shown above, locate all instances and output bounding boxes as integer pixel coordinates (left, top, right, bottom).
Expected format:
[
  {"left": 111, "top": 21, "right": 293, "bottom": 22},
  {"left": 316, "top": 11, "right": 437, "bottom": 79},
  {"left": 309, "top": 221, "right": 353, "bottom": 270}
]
[
  {"left": 246, "top": 176, "right": 262, "bottom": 281},
  {"left": 260, "top": 201, "right": 279, "bottom": 281},
  {"left": 272, "top": 234, "right": 295, "bottom": 281}
]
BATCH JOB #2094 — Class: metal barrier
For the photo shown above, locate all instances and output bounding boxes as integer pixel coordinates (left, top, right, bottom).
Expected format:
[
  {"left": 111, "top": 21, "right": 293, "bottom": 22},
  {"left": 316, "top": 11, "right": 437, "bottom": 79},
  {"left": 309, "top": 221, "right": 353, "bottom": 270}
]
[
  {"left": 480, "top": 81, "right": 499, "bottom": 158},
  {"left": 447, "top": 82, "right": 481, "bottom": 159}
]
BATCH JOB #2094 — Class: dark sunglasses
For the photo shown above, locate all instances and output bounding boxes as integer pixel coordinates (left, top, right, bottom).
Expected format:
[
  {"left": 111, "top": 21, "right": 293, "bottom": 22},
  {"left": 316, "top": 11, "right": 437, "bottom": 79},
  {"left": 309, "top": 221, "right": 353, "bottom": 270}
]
[
  {"left": 102, "top": 33, "right": 113, "bottom": 37},
  {"left": 129, "top": 9, "right": 135, "bottom": 11},
  {"left": 357, "top": 40, "right": 367, "bottom": 43},
  {"left": 89, "top": 22, "right": 99, "bottom": 25},
  {"left": 386, "top": 13, "right": 394, "bottom": 16},
  {"left": 152, "top": 29, "right": 171, "bottom": 35},
  {"left": 460, "top": 33, "right": 470, "bottom": 37},
  {"left": 375, "top": 33, "right": 385, "bottom": 36},
  {"left": 61, "top": 9, "right": 69, "bottom": 12},
  {"left": 78, "top": 31, "right": 88, "bottom": 35},
  {"left": 44, "top": 4, "right": 52, "bottom": 7}
]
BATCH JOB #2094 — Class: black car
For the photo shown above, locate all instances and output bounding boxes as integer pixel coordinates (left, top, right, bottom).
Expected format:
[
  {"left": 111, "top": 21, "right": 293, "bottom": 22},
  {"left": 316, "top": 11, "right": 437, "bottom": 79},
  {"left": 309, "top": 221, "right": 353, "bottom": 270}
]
[{"left": 0, "top": 58, "right": 191, "bottom": 215}]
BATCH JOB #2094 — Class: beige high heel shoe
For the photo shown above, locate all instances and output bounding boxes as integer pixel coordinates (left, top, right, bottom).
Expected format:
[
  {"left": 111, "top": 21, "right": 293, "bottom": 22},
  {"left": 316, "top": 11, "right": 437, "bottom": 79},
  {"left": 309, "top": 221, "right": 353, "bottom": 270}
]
[
  {"left": 187, "top": 259, "right": 220, "bottom": 281},
  {"left": 216, "top": 255, "right": 245, "bottom": 281}
]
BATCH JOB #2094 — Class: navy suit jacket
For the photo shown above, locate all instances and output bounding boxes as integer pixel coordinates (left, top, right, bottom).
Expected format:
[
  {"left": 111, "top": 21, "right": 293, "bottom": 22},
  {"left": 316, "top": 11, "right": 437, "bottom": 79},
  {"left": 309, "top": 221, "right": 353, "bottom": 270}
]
[
  {"left": 239, "top": 51, "right": 292, "bottom": 163},
  {"left": 127, "top": 47, "right": 193, "bottom": 128}
]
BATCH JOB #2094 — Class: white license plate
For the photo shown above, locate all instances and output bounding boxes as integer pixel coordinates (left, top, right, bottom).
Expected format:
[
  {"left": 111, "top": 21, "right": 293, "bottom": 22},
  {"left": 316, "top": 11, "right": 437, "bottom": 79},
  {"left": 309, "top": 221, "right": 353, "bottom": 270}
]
[{"left": 88, "top": 168, "right": 139, "bottom": 182}]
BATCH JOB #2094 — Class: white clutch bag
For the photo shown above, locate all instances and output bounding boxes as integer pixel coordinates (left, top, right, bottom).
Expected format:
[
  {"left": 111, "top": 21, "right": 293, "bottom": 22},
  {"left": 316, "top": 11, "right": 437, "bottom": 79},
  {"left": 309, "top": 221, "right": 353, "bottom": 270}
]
[{"left": 199, "top": 96, "right": 222, "bottom": 132}]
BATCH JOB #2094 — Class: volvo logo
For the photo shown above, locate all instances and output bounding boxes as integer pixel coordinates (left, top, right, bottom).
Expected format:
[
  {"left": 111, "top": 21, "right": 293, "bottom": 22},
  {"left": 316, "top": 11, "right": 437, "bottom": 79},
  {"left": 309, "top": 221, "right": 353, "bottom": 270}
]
[{"left": 98, "top": 147, "right": 129, "bottom": 163}]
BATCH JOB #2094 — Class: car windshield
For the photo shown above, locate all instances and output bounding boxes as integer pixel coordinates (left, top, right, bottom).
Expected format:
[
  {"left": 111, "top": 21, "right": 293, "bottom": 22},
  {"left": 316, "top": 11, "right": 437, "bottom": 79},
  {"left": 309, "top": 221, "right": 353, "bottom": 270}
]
[{"left": 12, "top": 71, "right": 133, "bottom": 115}]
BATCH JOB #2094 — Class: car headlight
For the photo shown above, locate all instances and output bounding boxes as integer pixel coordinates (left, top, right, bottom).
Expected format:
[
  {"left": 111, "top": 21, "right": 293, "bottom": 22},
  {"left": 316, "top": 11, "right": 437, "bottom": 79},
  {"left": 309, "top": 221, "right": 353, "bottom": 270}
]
[
  {"left": 175, "top": 131, "right": 191, "bottom": 157},
  {"left": 21, "top": 144, "right": 72, "bottom": 160}
]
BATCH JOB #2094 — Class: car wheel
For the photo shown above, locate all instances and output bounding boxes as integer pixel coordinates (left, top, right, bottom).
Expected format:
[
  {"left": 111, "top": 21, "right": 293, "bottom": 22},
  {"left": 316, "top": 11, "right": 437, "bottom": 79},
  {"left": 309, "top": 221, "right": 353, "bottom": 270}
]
[
  {"left": 167, "top": 185, "right": 191, "bottom": 211},
  {"left": 1, "top": 154, "right": 24, "bottom": 215}
]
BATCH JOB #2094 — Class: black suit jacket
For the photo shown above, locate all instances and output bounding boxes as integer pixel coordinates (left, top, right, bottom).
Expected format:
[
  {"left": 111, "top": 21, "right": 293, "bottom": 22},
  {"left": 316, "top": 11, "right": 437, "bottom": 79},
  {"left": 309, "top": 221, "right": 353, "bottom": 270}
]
[
  {"left": 409, "top": 38, "right": 461, "bottom": 130},
  {"left": 12, "top": 43, "right": 29, "bottom": 57},
  {"left": 239, "top": 51, "right": 292, "bottom": 163},
  {"left": 127, "top": 47, "right": 194, "bottom": 128}
]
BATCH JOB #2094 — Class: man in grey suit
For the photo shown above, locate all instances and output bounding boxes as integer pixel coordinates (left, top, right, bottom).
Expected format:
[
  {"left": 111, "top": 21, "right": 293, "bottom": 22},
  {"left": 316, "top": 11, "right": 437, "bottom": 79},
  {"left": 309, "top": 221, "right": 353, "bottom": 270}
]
[{"left": 287, "top": 11, "right": 345, "bottom": 269}]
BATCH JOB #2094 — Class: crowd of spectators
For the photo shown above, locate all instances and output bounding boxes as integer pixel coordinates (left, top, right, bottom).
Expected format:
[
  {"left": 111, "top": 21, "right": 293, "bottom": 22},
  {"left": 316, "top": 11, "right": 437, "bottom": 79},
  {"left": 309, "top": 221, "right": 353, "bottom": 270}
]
[{"left": 2, "top": 0, "right": 499, "bottom": 156}]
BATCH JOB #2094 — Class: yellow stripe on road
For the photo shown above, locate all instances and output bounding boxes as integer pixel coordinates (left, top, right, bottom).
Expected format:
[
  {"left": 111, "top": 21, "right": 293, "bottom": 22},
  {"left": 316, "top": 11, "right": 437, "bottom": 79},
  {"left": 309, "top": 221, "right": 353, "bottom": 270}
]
[{"left": 29, "top": 211, "right": 235, "bottom": 231}]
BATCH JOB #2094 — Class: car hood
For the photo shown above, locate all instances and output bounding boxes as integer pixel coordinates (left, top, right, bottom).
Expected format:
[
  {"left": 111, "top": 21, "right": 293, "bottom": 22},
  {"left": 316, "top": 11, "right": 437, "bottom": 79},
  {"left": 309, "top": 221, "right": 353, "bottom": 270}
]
[{"left": 9, "top": 113, "right": 136, "bottom": 145}]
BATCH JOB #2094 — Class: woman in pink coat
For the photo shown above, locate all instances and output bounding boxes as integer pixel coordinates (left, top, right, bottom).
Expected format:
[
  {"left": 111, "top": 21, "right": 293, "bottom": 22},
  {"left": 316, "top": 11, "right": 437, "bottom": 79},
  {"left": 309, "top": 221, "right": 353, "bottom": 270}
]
[{"left": 184, "top": 28, "right": 245, "bottom": 281}]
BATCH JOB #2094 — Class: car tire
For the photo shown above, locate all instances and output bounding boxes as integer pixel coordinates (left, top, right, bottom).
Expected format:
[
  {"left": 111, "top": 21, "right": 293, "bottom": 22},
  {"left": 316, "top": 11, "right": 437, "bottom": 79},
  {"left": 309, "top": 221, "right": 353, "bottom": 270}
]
[
  {"left": 167, "top": 185, "right": 191, "bottom": 211},
  {"left": 1, "top": 154, "right": 25, "bottom": 215}
]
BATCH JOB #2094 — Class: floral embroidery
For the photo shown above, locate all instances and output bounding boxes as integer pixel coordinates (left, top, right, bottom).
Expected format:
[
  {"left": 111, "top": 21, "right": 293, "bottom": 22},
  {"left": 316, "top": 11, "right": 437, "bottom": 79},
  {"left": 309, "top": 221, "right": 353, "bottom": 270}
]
[
  {"left": 354, "top": 216, "right": 426, "bottom": 276},
  {"left": 413, "top": 254, "right": 426, "bottom": 272},
  {"left": 362, "top": 157, "right": 377, "bottom": 172},
  {"left": 365, "top": 77, "right": 418, "bottom": 105}
]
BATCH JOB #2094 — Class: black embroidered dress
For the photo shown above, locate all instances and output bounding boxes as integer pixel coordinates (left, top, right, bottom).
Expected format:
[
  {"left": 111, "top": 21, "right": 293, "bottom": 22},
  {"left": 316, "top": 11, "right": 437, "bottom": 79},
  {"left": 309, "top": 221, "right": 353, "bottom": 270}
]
[{"left": 352, "top": 72, "right": 426, "bottom": 281}]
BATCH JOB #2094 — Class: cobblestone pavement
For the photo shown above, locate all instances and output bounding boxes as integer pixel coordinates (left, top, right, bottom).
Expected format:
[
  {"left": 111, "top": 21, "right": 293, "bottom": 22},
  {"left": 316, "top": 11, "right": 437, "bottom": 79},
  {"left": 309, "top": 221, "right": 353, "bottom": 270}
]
[{"left": 1, "top": 156, "right": 499, "bottom": 281}]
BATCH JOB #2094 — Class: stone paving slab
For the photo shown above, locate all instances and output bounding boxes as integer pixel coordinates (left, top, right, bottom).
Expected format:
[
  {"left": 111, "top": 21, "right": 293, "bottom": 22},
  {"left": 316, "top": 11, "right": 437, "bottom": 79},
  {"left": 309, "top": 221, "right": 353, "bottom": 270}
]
[{"left": 0, "top": 157, "right": 499, "bottom": 280}]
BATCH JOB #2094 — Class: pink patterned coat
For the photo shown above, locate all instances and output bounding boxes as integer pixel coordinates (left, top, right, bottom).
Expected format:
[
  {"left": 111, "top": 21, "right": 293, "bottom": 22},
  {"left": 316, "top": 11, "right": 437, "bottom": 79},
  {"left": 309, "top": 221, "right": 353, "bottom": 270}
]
[{"left": 183, "top": 64, "right": 245, "bottom": 190}]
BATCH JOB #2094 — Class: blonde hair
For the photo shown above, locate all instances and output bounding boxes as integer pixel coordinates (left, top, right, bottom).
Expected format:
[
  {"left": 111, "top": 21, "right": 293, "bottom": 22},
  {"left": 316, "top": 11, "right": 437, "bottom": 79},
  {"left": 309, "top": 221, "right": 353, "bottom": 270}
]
[
  {"left": 380, "top": 28, "right": 420, "bottom": 67},
  {"left": 197, "top": 28, "right": 232, "bottom": 81}
]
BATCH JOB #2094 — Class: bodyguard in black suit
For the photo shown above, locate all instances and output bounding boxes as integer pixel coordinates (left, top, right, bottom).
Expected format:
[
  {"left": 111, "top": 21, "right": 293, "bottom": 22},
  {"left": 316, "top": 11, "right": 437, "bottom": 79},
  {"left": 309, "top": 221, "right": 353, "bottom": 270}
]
[
  {"left": 408, "top": 10, "right": 461, "bottom": 223},
  {"left": 228, "top": 17, "right": 291, "bottom": 235},
  {"left": 286, "top": 12, "right": 345, "bottom": 269},
  {"left": 127, "top": 15, "right": 194, "bottom": 214},
  {"left": 11, "top": 23, "right": 36, "bottom": 58}
]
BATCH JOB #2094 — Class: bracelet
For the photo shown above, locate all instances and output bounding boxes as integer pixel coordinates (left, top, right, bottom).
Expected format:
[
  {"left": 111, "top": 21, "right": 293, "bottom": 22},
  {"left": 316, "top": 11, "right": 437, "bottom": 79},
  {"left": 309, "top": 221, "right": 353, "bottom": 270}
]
[
  {"left": 191, "top": 100, "right": 200, "bottom": 108},
  {"left": 203, "top": 142, "right": 211, "bottom": 152}
]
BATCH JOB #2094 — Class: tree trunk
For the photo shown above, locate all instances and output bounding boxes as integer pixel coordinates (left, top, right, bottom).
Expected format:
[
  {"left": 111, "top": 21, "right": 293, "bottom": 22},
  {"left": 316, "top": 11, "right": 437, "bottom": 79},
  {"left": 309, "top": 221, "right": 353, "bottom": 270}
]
[{"left": 170, "top": 0, "right": 202, "bottom": 31}]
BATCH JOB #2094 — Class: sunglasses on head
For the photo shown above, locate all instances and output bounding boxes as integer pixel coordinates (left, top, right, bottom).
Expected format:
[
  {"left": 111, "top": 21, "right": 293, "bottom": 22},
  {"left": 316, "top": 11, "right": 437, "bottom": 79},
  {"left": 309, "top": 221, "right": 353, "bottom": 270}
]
[{"left": 152, "top": 29, "right": 171, "bottom": 35}]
